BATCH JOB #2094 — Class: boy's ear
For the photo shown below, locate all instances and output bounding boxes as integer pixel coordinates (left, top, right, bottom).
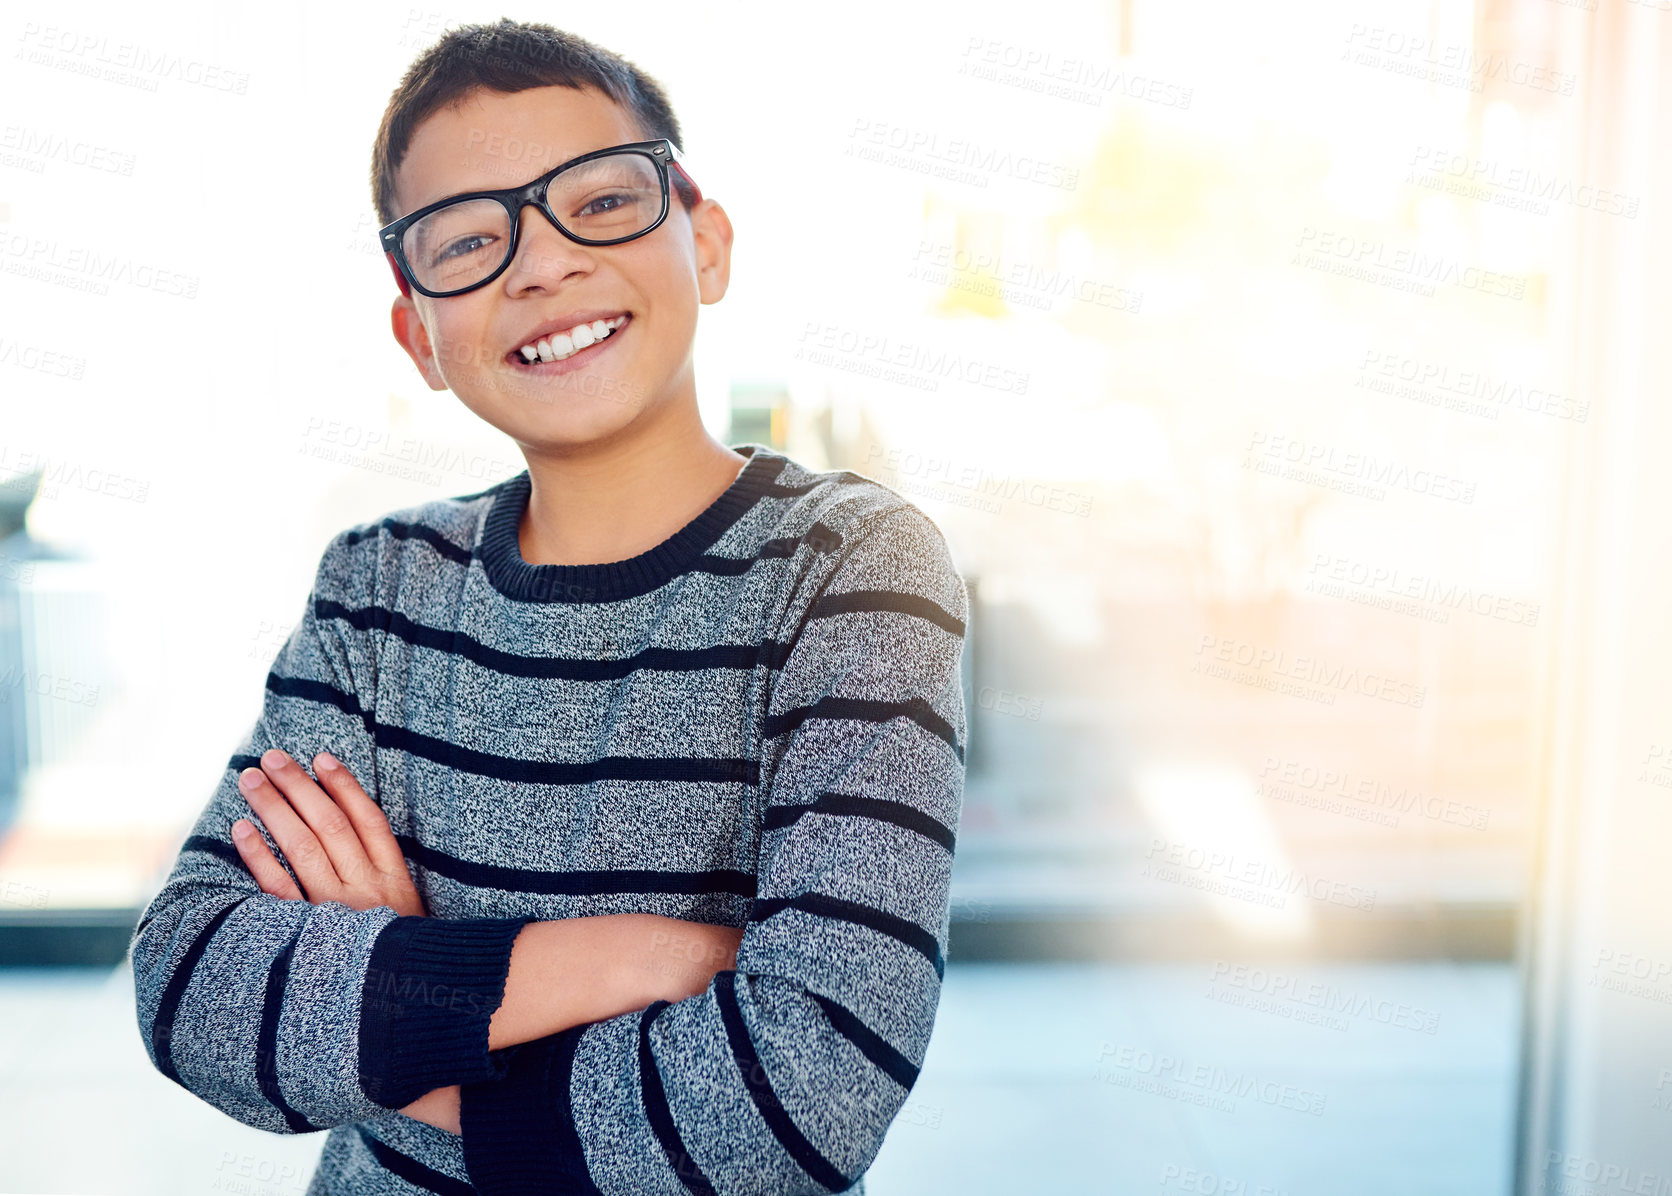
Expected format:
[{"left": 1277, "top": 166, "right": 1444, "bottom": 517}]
[
  {"left": 390, "top": 300, "right": 449, "bottom": 392},
  {"left": 691, "top": 199, "right": 734, "bottom": 305}
]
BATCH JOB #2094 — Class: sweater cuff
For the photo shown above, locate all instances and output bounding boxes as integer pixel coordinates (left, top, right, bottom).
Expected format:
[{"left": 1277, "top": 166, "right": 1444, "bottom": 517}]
[
  {"left": 357, "top": 915, "right": 533, "bottom": 1109},
  {"left": 459, "top": 1025, "right": 592, "bottom": 1194}
]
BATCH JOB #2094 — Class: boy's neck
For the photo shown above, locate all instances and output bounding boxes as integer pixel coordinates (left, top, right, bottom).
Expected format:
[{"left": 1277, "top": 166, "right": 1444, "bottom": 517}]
[{"left": 514, "top": 409, "right": 750, "bottom": 568}]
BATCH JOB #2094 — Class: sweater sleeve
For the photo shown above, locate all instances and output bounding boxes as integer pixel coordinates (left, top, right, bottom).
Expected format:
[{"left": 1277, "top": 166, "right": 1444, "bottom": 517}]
[
  {"left": 128, "top": 528, "right": 536, "bottom": 1134},
  {"left": 456, "top": 503, "right": 968, "bottom": 1195}
]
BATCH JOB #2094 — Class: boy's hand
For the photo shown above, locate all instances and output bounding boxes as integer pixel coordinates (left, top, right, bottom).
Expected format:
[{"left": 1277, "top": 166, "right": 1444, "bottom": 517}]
[{"left": 231, "top": 748, "right": 427, "bottom": 918}]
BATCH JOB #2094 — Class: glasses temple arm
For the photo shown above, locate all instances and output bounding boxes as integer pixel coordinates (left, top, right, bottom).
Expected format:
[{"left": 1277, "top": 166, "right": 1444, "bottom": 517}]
[
  {"left": 670, "top": 159, "right": 703, "bottom": 207},
  {"left": 386, "top": 250, "right": 412, "bottom": 298}
]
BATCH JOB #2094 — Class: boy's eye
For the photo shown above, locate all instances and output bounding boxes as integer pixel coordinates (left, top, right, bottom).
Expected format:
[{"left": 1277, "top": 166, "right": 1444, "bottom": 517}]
[
  {"left": 576, "top": 192, "right": 634, "bottom": 218},
  {"left": 435, "top": 234, "right": 497, "bottom": 264}
]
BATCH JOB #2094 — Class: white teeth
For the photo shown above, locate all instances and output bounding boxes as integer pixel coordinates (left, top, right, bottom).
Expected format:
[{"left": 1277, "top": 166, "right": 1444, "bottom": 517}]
[{"left": 516, "top": 315, "right": 627, "bottom": 365}]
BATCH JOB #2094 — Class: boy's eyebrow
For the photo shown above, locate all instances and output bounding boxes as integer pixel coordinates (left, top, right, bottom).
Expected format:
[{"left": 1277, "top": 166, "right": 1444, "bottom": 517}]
[{"left": 406, "top": 139, "right": 618, "bottom": 213}]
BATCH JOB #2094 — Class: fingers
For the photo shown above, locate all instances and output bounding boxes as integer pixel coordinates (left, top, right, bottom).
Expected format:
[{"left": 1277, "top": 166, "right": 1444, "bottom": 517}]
[
  {"left": 238, "top": 753, "right": 344, "bottom": 903},
  {"left": 312, "top": 751, "right": 408, "bottom": 876},
  {"left": 245, "top": 748, "right": 377, "bottom": 891},
  {"left": 230, "top": 818, "right": 305, "bottom": 900}
]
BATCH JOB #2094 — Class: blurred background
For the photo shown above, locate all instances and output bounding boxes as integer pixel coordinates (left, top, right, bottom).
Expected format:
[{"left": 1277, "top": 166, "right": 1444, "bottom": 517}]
[{"left": 2, "top": 0, "right": 1669, "bottom": 1192}]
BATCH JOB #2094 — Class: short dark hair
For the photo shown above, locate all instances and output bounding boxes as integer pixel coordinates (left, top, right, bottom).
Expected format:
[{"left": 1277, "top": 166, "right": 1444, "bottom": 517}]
[{"left": 370, "top": 18, "right": 692, "bottom": 226}]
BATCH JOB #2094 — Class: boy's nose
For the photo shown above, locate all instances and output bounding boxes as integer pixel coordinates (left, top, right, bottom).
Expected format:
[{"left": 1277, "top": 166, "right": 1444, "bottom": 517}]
[{"left": 500, "top": 203, "right": 594, "bottom": 289}]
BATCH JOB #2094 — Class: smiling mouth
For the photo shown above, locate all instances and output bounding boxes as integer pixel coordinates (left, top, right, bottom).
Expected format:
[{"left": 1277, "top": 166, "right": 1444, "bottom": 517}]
[{"left": 505, "top": 314, "right": 632, "bottom": 371}]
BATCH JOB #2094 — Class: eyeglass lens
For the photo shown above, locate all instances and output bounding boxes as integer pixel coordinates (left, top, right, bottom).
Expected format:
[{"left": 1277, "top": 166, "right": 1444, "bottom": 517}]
[{"left": 400, "top": 150, "right": 665, "bottom": 294}]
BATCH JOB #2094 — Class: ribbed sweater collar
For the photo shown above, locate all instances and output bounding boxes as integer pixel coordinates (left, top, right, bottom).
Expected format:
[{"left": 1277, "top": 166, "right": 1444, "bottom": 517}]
[{"left": 476, "top": 443, "right": 783, "bottom": 603}]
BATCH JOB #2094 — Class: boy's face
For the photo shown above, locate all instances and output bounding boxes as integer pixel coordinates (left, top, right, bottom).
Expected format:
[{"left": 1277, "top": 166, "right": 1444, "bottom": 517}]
[{"left": 386, "top": 84, "right": 732, "bottom": 454}]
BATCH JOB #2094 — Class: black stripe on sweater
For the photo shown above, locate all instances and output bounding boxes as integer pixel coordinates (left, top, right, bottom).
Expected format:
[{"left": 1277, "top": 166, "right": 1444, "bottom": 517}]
[
  {"left": 338, "top": 514, "right": 841, "bottom": 586},
  {"left": 182, "top": 833, "right": 246, "bottom": 871},
  {"left": 547, "top": 1027, "right": 606, "bottom": 1194},
  {"left": 317, "top": 598, "right": 766, "bottom": 680},
  {"left": 395, "top": 835, "right": 758, "bottom": 899},
  {"left": 762, "top": 791, "right": 957, "bottom": 854},
  {"left": 258, "top": 941, "right": 319, "bottom": 1133},
  {"left": 763, "top": 696, "right": 965, "bottom": 764},
  {"left": 191, "top": 813, "right": 755, "bottom": 903},
  {"left": 761, "top": 471, "right": 873, "bottom": 496},
  {"left": 807, "top": 991, "right": 920, "bottom": 1093},
  {"left": 807, "top": 589, "right": 965, "bottom": 638},
  {"left": 340, "top": 519, "right": 474, "bottom": 567},
  {"left": 151, "top": 896, "right": 248, "bottom": 1086},
  {"left": 638, "top": 1000, "right": 719, "bottom": 1196},
  {"left": 714, "top": 970, "right": 853, "bottom": 1192},
  {"left": 750, "top": 892, "right": 946, "bottom": 980},
  {"left": 355, "top": 1126, "right": 477, "bottom": 1196},
  {"left": 686, "top": 524, "right": 846, "bottom": 577},
  {"left": 262, "top": 672, "right": 761, "bottom": 786}
]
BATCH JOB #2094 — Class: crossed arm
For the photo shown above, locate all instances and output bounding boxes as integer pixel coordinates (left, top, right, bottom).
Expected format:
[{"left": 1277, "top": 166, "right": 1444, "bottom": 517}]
[
  {"left": 136, "top": 505, "right": 964, "bottom": 1191},
  {"left": 228, "top": 745, "right": 743, "bottom": 1135}
]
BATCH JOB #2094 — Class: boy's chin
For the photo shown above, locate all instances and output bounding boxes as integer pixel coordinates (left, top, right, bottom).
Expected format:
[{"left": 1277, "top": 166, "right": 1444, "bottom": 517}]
[
  {"left": 468, "top": 369, "right": 648, "bottom": 418},
  {"left": 464, "top": 385, "right": 648, "bottom": 447}
]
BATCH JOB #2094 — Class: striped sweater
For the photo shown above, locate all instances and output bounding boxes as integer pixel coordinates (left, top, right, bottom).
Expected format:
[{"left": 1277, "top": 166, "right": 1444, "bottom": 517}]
[{"left": 128, "top": 442, "right": 968, "bottom": 1196}]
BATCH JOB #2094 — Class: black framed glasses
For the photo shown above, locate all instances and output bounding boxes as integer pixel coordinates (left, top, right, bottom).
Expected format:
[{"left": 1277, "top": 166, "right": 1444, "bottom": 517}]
[{"left": 379, "top": 138, "right": 703, "bottom": 299}]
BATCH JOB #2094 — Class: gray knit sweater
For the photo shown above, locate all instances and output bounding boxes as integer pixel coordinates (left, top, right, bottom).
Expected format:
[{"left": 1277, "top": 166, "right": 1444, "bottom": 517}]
[{"left": 128, "top": 443, "right": 968, "bottom": 1196}]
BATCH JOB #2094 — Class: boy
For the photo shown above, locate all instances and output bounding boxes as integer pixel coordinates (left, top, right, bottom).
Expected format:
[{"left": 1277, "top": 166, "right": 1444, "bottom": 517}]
[{"left": 129, "top": 18, "right": 967, "bottom": 1196}]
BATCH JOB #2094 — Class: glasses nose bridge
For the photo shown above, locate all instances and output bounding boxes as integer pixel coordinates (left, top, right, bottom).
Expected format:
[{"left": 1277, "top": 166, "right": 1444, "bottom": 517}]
[
  {"left": 509, "top": 172, "right": 569, "bottom": 240},
  {"left": 501, "top": 174, "right": 587, "bottom": 284}
]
